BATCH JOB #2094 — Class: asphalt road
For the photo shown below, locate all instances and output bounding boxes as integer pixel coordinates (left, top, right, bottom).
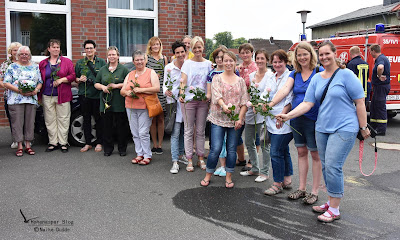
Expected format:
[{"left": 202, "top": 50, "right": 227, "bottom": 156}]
[{"left": 1, "top": 115, "right": 400, "bottom": 240}]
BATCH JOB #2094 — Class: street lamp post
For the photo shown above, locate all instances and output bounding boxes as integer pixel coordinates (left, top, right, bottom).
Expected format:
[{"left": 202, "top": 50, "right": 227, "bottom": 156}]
[{"left": 297, "top": 10, "right": 311, "bottom": 41}]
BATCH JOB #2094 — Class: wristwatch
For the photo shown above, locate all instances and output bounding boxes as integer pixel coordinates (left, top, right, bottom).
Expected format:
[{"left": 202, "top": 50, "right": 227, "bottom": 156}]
[{"left": 360, "top": 126, "right": 367, "bottom": 130}]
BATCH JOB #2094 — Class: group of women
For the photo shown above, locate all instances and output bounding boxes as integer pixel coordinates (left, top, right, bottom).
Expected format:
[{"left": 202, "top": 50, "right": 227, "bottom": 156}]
[{"left": 0, "top": 35, "right": 370, "bottom": 223}]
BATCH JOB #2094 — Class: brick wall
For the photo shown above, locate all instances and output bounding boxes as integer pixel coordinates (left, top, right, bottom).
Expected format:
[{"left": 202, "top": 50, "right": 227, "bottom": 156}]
[
  {"left": 0, "top": 0, "right": 7, "bottom": 126},
  {"left": 71, "top": 0, "right": 108, "bottom": 63},
  {"left": 0, "top": 0, "right": 206, "bottom": 126},
  {"left": 158, "top": 0, "right": 206, "bottom": 58}
]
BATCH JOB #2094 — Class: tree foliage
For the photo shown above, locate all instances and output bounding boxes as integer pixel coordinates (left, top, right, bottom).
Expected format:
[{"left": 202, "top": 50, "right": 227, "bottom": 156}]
[
  {"left": 205, "top": 38, "right": 214, "bottom": 60},
  {"left": 213, "top": 31, "right": 233, "bottom": 49},
  {"left": 232, "top": 37, "right": 248, "bottom": 49}
]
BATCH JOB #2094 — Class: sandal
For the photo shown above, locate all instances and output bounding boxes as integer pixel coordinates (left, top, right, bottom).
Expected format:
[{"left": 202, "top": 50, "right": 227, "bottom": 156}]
[
  {"left": 264, "top": 183, "right": 283, "bottom": 195},
  {"left": 236, "top": 160, "right": 246, "bottom": 166},
  {"left": 282, "top": 182, "right": 292, "bottom": 189},
  {"left": 317, "top": 210, "right": 341, "bottom": 223},
  {"left": 80, "top": 145, "right": 92, "bottom": 152},
  {"left": 287, "top": 189, "right": 307, "bottom": 200},
  {"left": 45, "top": 144, "right": 58, "bottom": 152},
  {"left": 24, "top": 148, "right": 35, "bottom": 155},
  {"left": 139, "top": 158, "right": 151, "bottom": 165},
  {"left": 303, "top": 193, "right": 318, "bottom": 205},
  {"left": 94, "top": 144, "right": 102, "bottom": 152},
  {"left": 197, "top": 159, "right": 206, "bottom": 170},
  {"left": 186, "top": 161, "right": 194, "bottom": 172},
  {"left": 312, "top": 203, "right": 329, "bottom": 213},
  {"left": 60, "top": 145, "right": 69, "bottom": 153},
  {"left": 225, "top": 181, "right": 234, "bottom": 189},
  {"left": 200, "top": 179, "right": 210, "bottom": 187},
  {"left": 16, "top": 148, "right": 23, "bottom": 157},
  {"left": 131, "top": 156, "right": 144, "bottom": 164}
]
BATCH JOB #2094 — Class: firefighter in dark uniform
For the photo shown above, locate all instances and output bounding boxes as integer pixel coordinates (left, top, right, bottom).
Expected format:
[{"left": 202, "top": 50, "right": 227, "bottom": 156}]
[
  {"left": 347, "top": 46, "right": 370, "bottom": 102},
  {"left": 369, "top": 44, "right": 391, "bottom": 136}
]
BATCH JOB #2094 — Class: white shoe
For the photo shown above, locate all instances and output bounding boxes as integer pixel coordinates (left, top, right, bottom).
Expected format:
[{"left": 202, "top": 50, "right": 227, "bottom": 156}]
[
  {"left": 11, "top": 142, "right": 18, "bottom": 149},
  {"left": 170, "top": 162, "right": 179, "bottom": 174},
  {"left": 255, "top": 176, "right": 269, "bottom": 183},
  {"left": 214, "top": 166, "right": 223, "bottom": 176},
  {"left": 240, "top": 170, "right": 254, "bottom": 176}
]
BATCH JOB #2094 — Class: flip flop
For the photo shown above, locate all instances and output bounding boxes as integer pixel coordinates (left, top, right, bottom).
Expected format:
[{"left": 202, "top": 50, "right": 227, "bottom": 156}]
[
  {"left": 94, "top": 144, "right": 102, "bottom": 152},
  {"left": 80, "top": 145, "right": 92, "bottom": 152},
  {"left": 225, "top": 181, "right": 234, "bottom": 189},
  {"left": 200, "top": 179, "right": 210, "bottom": 187}
]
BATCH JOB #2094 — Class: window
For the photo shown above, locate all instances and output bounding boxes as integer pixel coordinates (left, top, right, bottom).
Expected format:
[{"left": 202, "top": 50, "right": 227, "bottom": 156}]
[
  {"left": 107, "top": 0, "right": 157, "bottom": 61},
  {"left": 5, "top": 0, "right": 71, "bottom": 62},
  {"left": 108, "top": 0, "right": 154, "bottom": 11}
]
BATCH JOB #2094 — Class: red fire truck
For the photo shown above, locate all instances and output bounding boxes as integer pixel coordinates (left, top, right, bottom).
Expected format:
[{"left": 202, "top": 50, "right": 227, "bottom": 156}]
[{"left": 290, "top": 24, "right": 400, "bottom": 118}]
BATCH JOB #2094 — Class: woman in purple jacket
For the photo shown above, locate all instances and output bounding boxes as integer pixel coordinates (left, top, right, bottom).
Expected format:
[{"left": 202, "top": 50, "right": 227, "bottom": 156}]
[{"left": 39, "top": 39, "right": 76, "bottom": 153}]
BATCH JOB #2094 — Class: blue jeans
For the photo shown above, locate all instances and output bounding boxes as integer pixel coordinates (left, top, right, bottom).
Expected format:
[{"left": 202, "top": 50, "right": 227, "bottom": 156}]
[
  {"left": 171, "top": 122, "right": 184, "bottom": 161},
  {"left": 316, "top": 131, "right": 357, "bottom": 198},
  {"left": 206, "top": 123, "right": 239, "bottom": 173},
  {"left": 269, "top": 132, "right": 293, "bottom": 183}
]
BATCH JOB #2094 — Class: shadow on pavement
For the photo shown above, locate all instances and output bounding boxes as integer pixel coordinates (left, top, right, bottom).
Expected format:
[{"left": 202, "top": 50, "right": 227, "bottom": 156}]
[{"left": 173, "top": 187, "right": 398, "bottom": 239}]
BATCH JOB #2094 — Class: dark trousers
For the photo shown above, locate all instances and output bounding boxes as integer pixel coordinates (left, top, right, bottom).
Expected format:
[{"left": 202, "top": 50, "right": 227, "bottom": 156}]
[
  {"left": 370, "top": 84, "right": 390, "bottom": 133},
  {"left": 79, "top": 96, "right": 103, "bottom": 145},
  {"left": 5, "top": 101, "right": 14, "bottom": 141},
  {"left": 102, "top": 111, "right": 129, "bottom": 154}
]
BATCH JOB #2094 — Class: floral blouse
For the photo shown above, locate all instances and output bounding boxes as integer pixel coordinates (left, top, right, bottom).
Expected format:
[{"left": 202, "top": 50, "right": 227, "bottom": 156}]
[
  {"left": 207, "top": 74, "right": 249, "bottom": 128},
  {"left": 0, "top": 59, "right": 13, "bottom": 101},
  {"left": 3, "top": 63, "right": 43, "bottom": 105}
]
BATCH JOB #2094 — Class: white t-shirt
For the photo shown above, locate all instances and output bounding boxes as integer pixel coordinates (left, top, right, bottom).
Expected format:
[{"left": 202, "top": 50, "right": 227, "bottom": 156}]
[{"left": 181, "top": 59, "right": 212, "bottom": 101}]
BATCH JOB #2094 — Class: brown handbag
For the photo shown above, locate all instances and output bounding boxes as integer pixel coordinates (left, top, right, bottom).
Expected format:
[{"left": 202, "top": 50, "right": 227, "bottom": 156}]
[{"left": 144, "top": 94, "right": 163, "bottom": 118}]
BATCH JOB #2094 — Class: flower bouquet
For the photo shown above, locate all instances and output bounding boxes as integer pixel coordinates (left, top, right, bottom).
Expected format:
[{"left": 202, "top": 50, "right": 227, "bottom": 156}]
[
  {"left": 222, "top": 103, "right": 239, "bottom": 121},
  {"left": 18, "top": 79, "right": 36, "bottom": 93},
  {"left": 188, "top": 86, "right": 207, "bottom": 101}
]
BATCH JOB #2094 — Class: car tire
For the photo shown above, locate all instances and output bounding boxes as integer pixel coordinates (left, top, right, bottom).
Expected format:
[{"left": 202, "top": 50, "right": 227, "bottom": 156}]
[{"left": 69, "top": 111, "right": 97, "bottom": 147}]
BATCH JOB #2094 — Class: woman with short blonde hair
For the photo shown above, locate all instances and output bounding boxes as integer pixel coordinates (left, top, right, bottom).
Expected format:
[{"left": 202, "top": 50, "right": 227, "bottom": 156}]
[{"left": 0, "top": 42, "right": 22, "bottom": 149}]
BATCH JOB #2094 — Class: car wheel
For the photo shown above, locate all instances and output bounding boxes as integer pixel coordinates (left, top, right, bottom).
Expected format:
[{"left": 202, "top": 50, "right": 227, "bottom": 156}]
[{"left": 69, "top": 111, "right": 97, "bottom": 147}]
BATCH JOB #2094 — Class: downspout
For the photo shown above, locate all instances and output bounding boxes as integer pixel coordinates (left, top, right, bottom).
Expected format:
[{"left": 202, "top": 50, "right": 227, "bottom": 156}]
[{"left": 188, "top": 0, "right": 192, "bottom": 36}]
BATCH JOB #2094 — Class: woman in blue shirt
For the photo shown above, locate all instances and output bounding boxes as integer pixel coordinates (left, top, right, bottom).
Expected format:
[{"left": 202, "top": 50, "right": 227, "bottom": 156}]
[{"left": 277, "top": 41, "right": 370, "bottom": 223}]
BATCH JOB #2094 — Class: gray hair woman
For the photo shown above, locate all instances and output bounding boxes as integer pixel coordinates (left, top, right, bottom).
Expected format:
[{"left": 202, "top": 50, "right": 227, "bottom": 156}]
[
  {"left": 121, "top": 50, "right": 160, "bottom": 165},
  {"left": 3, "top": 46, "right": 43, "bottom": 156}
]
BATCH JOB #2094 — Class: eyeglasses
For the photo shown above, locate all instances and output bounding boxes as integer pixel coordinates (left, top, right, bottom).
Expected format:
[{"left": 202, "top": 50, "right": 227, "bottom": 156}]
[{"left": 19, "top": 53, "right": 29, "bottom": 56}]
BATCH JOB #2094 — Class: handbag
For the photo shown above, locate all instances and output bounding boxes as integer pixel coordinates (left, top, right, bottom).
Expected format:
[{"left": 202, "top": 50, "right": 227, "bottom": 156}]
[
  {"left": 164, "top": 102, "right": 177, "bottom": 134},
  {"left": 144, "top": 94, "right": 163, "bottom": 118}
]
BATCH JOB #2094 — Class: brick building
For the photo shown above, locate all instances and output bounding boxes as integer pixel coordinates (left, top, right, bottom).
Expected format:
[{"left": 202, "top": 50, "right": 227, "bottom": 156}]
[{"left": 0, "top": 0, "right": 205, "bottom": 126}]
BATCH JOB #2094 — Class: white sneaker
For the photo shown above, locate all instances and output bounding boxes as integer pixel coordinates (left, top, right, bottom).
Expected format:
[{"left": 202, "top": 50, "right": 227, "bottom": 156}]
[
  {"left": 218, "top": 167, "right": 226, "bottom": 177},
  {"left": 214, "top": 166, "right": 223, "bottom": 176},
  {"left": 11, "top": 142, "right": 18, "bottom": 149},
  {"left": 170, "top": 162, "right": 179, "bottom": 174},
  {"left": 255, "top": 176, "right": 269, "bottom": 183}
]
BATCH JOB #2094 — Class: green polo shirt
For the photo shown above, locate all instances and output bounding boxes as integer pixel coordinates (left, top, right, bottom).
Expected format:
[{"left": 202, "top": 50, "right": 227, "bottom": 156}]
[
  {"left": 75, "top": 56, "right": 107, "bottom": 99},
  {"left": 95, "top": 63, "right": 129, "bottom": 113}
]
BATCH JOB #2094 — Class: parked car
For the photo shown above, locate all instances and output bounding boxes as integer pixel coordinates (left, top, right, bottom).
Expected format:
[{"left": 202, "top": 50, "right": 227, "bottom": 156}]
[{"left": 35, "top": 87, "right": 97, "bottom": 146}]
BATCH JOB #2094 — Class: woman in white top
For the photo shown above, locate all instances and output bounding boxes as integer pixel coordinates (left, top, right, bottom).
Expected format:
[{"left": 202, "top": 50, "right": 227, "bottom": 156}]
[
  {"left": 179, "top": 36, "right": 212, "bottom": 172},
  {"left": 240, "top": 49, "right": 272, "bottom": 183},
  {"left": 262, "top": 50, "right": 294, "bottom": 196}
]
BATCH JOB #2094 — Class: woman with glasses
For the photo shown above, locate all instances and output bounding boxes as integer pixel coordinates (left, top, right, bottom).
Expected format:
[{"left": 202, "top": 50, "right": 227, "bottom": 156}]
[{"left": 3, "top": 46, "right": 42, "bottom": 156}]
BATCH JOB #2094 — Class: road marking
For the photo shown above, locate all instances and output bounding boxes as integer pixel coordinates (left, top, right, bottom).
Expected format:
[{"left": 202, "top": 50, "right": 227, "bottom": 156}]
[
  {"left": 371, "top": 142, "right": 400, "bottom": 151},
  {"left": 345, "top": 176, "right": 370, "bottom": 186}
]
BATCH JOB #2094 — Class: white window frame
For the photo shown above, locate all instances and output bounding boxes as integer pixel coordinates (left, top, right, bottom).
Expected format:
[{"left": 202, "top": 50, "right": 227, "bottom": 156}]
[
  {"left": 107, "top": 0, "right": 158, "bottom": 62},
  {"left": 5, "top": 0, "right": 72, "bottom": 62}
]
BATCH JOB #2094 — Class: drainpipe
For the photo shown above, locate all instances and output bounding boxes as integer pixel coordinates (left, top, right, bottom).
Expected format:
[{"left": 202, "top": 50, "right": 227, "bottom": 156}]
[{"left": 188, "top": 0, "right": 192, "bottom": 36}]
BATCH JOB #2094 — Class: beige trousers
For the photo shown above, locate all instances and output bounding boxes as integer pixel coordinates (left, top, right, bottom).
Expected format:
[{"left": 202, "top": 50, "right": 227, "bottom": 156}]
[{"left": 42, "top": 95, "right": 71, "bottom": 145}]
